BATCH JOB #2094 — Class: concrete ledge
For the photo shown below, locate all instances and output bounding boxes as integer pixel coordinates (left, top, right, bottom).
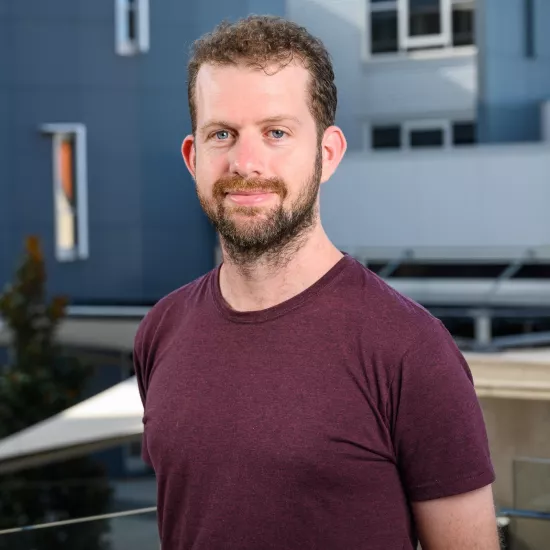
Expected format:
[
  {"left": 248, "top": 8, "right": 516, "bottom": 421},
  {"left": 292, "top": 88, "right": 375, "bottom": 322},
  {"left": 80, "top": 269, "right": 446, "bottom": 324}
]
[
  {"left": 467, "top": 351, "right": 550, "bottom": 401},
  {"left": 0, "top": 317, "right": 142, "bottom": 352}
]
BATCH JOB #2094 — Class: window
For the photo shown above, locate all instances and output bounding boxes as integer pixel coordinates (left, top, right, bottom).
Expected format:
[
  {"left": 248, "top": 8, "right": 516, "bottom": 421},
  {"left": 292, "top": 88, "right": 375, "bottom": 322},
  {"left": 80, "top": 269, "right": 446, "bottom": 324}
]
[
  {"left": 371, "top": 9, "right": 399, "bottom": 54},
  {"left": 410, "top": 127, "right": 445, "bottom": 147},
  {"left": 452, "top": 121, "right": 476, "bottom": 145},
  {"left": 41, "top": 124, "right": 89, "bottom": 262},
  {"left": 115, "top": 0, "right": 149, "bottom": 56},
  {"left": 452, "top": 1, "right": 475, "bottom": 47},
  {"left": 368, "top": 0, "right": 475, "bottom": 56},
  {"left": 369, "top": 120, "right": 476, "bottom": 150},
  {"left": 404, "top": 119, "right": 450, "bottom": 148},
  {"left": 372, "top": 125, "right": 401, "bottom": 149}
]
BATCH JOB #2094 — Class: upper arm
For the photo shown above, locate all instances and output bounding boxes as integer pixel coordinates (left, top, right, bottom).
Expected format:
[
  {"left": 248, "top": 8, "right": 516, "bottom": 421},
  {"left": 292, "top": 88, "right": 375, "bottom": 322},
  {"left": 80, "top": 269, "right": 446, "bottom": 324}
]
[
  {"left": 412, "top": 484, "right": 501, "bottom": 549},
  {"left": 388, "top": 319, "right": 497, "bottom": 548},
  {"left": 390, "top": 321, "right": 496, "bottom": 503}
]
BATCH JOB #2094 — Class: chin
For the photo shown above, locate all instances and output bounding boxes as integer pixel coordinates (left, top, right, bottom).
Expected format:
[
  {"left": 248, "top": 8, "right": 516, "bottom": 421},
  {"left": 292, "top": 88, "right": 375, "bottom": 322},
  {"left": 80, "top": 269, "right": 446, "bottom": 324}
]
[{"left": 227, "top": 205, "right": 275, "bottom": 220}]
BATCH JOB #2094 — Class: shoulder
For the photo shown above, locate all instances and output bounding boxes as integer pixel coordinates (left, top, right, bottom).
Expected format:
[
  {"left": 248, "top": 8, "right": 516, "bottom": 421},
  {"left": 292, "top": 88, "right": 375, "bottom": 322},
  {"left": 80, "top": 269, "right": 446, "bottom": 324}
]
[
  {"left": 133, "top": 268, "right": 216, "bottom": 366},
  {"left": 342, "top": 259, "right": 472, "bottom": 386},
  {"left": 337, "top": 256, "right": 451, "bottom": 361}
]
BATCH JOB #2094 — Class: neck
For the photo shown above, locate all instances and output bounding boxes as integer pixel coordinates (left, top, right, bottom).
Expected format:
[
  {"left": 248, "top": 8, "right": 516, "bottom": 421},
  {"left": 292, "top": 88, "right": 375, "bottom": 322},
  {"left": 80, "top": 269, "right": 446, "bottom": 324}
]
[{"left": 218, "top": 223, "right": 343, "bottom": 312}]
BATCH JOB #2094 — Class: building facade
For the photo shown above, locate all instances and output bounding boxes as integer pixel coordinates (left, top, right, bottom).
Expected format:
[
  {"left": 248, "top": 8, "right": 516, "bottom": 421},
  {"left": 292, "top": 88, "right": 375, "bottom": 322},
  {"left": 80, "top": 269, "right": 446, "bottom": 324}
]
[{"left": 2, "top": 0, "right": 550, "bottom": 307}]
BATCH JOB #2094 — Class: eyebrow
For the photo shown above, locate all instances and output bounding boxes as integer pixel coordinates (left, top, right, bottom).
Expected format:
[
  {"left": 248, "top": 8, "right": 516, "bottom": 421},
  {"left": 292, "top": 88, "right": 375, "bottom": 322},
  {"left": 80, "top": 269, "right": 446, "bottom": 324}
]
[{"left": 199, "top": 115, "right": 302, "bottom": 135}]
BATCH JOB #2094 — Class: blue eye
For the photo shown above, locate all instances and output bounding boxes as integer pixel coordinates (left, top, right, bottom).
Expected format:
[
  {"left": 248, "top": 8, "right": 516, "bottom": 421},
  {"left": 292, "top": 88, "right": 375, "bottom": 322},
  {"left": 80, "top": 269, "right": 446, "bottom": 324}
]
[
  {"left": 270, "top": 129, "right": 286, "bottom": 139},
  {"left": 215, "top": 130, "right": 230, "bottom": 140}
]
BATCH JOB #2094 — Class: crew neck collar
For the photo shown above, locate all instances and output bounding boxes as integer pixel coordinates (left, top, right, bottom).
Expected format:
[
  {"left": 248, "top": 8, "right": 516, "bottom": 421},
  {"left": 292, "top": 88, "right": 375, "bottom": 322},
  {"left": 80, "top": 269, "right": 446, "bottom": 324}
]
[{"left": 210, "top": 253, "right": 354, "bottom": 324}]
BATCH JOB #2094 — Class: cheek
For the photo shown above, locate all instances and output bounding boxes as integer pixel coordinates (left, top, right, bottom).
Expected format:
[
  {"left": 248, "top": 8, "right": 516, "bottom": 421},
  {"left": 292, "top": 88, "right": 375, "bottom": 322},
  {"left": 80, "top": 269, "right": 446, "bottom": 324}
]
[
  {"left": 194, "top": 158, "right": 218, "bottom": 188},
  {"left": 196, "top": 149, "right": 225, "bottom": 177}
]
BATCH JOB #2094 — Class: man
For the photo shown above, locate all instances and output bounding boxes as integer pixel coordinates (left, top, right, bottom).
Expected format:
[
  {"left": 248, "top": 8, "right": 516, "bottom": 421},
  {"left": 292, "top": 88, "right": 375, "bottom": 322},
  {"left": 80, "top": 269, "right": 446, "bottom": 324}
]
[{"left": 134, "top": 15, "right": 500, "bottom": 550}]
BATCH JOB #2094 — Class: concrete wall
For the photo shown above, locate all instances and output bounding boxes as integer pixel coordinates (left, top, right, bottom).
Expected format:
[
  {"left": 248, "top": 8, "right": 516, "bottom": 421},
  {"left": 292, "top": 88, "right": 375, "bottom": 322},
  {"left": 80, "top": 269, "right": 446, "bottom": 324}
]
[
  {"left": 477, "top": 0, "right": 550, "bottom": 143},
  {"left": 287, "top": 0, "right": 477, "bottom": 151},
  {"left": 321, "top": 144, "right": 550, "bottom": 257},
  {"left": 481, "top": 398, "right": 550, "bottom": 549}
]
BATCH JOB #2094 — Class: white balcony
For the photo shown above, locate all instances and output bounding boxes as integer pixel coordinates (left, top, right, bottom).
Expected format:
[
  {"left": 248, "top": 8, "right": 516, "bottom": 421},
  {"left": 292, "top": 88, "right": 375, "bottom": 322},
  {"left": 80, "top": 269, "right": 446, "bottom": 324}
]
[{"left": 321, "top": 139, "right": 550, "bottom": 306}]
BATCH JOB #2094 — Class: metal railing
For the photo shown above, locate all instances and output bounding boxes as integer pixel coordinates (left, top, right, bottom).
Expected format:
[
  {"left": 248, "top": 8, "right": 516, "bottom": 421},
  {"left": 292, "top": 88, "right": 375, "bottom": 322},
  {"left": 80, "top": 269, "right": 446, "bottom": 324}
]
[
  {"left": 0, "top": 507, "right": 157, "bottom": 536},
  {"left": 0, "top": 506, "right": 159, "bottom": 550}
]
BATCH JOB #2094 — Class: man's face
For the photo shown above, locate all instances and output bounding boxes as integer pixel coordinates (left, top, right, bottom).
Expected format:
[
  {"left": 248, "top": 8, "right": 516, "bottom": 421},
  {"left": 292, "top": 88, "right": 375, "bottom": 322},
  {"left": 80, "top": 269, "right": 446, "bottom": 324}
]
[{"left": 185, "top": 62, "right": 324, "bottom": 261}]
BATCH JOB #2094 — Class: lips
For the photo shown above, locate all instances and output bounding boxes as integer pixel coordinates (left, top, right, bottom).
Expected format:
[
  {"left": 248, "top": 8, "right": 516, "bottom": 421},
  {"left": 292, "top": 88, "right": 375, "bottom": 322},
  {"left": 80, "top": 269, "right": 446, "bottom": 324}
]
[
  {"left": 226, "top": 190, "right": 275, "bottom": 195},
  {"left": 226, "top": 191, "right": 276, "bottom": 206}
]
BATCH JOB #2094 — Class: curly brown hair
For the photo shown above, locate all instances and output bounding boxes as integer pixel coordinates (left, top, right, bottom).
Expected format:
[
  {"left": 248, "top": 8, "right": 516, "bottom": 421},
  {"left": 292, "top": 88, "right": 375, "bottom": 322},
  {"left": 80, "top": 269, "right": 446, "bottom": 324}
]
[{"left": 187, "top": 15, "right": 337, "bottom": 140}]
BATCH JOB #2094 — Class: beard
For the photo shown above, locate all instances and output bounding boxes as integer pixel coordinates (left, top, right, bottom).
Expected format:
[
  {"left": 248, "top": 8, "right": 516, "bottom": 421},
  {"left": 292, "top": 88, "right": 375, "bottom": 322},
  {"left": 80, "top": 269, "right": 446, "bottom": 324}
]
[{"left": 197, "top": 148, "right": 323, "bottom": 267}]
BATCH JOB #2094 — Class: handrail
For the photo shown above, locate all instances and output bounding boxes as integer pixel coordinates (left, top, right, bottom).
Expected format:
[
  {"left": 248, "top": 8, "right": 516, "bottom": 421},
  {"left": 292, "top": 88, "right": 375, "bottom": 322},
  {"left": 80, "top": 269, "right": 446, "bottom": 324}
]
[
  {"left": 498, "top": 508, "right": 550, "bottom": 521},
  {"left": 0, "top": 506, "right": 157, "bottom": 536}
]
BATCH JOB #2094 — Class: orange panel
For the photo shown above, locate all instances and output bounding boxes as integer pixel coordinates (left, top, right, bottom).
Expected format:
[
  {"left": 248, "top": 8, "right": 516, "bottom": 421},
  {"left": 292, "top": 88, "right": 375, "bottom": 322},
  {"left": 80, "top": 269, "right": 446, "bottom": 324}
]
[{"left": 59, "top": 138, "right": 74, "bottom": 204}]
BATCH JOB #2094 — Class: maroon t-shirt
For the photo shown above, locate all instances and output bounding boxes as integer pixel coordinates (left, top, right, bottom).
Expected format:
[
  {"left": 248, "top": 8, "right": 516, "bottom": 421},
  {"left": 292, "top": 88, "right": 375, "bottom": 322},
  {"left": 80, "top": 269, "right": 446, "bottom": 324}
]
[{"left": 134, "top": 255, "right": 495, "bottom": 550}]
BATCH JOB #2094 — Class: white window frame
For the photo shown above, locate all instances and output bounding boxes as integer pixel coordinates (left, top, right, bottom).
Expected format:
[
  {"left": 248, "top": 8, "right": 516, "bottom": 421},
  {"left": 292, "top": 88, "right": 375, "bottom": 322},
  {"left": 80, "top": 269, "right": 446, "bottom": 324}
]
[
  {"left": 41, "top": 123, "right": 89, "bottom": 262},
  {"left": 115, "top": 0, "right": 150, "bottom": 56},
  {"left": 367, "top": 0, "right": 474, "bottom": 57},
  {"left": 400, "top": 0, "right": 451, "bottom": 51}
]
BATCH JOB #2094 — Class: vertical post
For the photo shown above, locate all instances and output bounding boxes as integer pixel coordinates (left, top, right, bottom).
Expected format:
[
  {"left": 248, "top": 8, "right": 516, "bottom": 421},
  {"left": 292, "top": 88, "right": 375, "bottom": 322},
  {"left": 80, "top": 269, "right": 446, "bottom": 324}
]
[{"left": 474, "top": 310, "right": 492, "bottom": 348}]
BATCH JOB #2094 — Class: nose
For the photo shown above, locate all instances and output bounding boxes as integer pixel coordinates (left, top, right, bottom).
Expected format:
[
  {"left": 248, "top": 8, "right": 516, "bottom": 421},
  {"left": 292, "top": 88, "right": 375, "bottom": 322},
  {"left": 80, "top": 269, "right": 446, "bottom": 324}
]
[{"left": 228, "top": 133, "right": 264, "bottom": 178}]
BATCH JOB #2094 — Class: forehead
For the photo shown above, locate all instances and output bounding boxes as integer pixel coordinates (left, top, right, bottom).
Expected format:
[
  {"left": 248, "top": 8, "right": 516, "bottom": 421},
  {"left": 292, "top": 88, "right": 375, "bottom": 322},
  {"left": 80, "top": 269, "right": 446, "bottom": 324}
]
[{"left": 194, "top": 62, "right": 312, "bottom": 125}]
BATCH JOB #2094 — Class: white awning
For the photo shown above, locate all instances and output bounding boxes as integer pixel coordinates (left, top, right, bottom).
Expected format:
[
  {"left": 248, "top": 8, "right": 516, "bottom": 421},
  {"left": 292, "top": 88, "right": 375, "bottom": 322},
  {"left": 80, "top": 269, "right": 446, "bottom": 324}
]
[
  {"left": 0, "top": 306, "right": 147, "bottom": 352},
  {"left": 0, "top": 376, "right": 144, "bottom": 474},
  {"left": 0, "top": 348, "right": 550, "bottom": 475}
]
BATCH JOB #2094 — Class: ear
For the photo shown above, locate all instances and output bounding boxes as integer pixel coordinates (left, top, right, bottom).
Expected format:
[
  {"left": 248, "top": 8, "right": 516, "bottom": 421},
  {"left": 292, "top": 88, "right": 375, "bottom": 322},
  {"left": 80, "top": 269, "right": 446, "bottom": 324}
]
[
  {"left": 181, "top": 135, "right": 196, "bottom": 179},
  {"left": 319, "top": 126, "right": 347, "bottom": 184}
]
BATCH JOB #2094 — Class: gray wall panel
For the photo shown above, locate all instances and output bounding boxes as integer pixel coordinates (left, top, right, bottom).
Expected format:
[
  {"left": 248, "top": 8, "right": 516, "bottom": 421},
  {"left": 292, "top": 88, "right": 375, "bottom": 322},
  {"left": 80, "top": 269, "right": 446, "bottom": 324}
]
[
  {"left": 12, "top": 20, "right": 80, "bottom": 87},
  {"left": 76, "top": 22, "right": 139, "bottom": 88},
  {"left": 77, "top": 0, "right": 113, "bottom": 22},
  {"left": 11, "top": 0, "right": 78, "bottom": 20}
]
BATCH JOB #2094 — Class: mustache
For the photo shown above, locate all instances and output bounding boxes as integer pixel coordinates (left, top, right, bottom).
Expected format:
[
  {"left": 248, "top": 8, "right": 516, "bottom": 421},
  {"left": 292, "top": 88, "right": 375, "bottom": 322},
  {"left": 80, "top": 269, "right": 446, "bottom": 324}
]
[{"left": 212, "top": 175, "right": 288, "bottom": 200}]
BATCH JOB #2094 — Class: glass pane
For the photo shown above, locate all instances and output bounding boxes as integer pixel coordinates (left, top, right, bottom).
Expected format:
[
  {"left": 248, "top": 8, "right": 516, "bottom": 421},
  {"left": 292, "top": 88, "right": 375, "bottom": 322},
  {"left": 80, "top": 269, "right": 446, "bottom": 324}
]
[
  {"left": 511, "top": 458, "right": 550, "bottom": 550},
  {"left": 409, "top": 0, "right": 441, "bottom": 37},
  {"left": 371, "top": 11, "right": 399, "bottom": 54},
  {"left": 409, "top": 128, "right": 444, "bottom": 148},
  {"left": 56, "top": 135, "right": 78, "bottom": 253},
  {"left": 452, "top": 3, "right": 475, "bottom": 46},
  {"left": 372, "top": 126, "right": 401, "bottom": 149},
  {"left": 0, "top": 474, "right": 157, "bottom": 550},
  {"left": 128, "top": 0, "right": 137, "bottom": 41},
  {"left": 514, "top": 458, "right": 550, "bottom": 512},
  {"left": 453, "top": 122, "right": 476, "bottom": 145},
  {"left": 0, "top": 510, "right": 158, "bottom": 550}
]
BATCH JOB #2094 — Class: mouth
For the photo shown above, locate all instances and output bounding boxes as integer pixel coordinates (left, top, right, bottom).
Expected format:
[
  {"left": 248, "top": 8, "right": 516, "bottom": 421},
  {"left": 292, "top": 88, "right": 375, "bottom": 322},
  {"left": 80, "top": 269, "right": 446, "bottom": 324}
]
[{"left": 225, "top": 190, "right": 278, "bottom": 206}]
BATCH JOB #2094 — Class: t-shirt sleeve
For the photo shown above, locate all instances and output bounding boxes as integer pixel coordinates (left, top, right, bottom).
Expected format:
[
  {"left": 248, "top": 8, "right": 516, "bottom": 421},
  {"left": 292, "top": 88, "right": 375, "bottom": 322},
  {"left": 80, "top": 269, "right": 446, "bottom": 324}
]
[
  {"left": 390, "top": 319, "right": 495, "bottom": 502},
  {"left": 133, "top": 318, "right": 153, "bottom": 467}
]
